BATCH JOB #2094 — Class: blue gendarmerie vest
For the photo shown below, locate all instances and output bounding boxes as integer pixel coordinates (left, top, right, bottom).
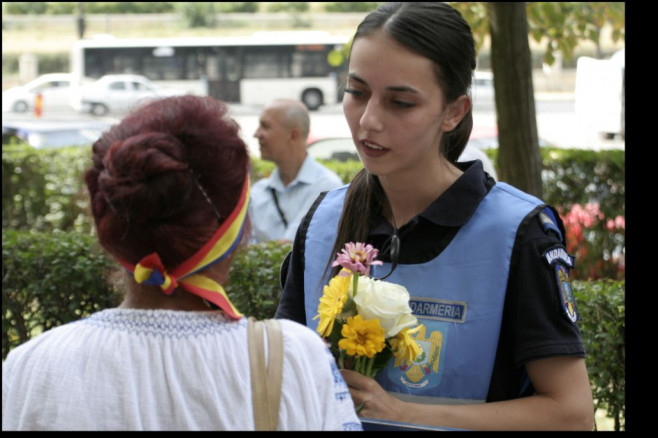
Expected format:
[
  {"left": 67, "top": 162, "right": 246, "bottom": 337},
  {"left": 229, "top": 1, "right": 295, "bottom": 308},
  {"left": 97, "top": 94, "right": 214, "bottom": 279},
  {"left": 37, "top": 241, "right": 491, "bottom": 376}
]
[{"left": 303, "top": 182, "right": 545, "bottom": 404}]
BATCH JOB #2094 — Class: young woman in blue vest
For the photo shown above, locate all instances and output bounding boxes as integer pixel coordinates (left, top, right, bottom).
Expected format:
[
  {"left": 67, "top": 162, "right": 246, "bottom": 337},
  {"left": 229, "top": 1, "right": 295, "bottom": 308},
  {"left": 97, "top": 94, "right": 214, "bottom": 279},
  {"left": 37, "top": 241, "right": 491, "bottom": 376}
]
[{"left": 275, "top": 2, "right": 594, "bottom": 431}]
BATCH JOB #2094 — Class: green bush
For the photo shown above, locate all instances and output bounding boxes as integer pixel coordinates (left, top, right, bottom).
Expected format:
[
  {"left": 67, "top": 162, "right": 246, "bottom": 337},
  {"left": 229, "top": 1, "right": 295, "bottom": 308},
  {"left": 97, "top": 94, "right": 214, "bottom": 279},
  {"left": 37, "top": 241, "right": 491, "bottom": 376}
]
[
  {"left": 3, "top": 2, "right": 47, "bottom": 14},
  {"left": 2, "top": 143, "right": 625, "bottom": 281},
  {"left": 176, "top": 2, "right": 217, "bottom": 28},
  {"left": 2, "top": 54, "right": 19, "bottom": 75},
  {"left": 485, "top": 147, "right": 625, "bottom": 280},
  {"left": 2, "top": 143, "right": 95, "bottom": 234},
  {"left": 225, "top": 241, "right": 292, "bottom": 320},
  {"left": 1, "top": 231, "right": 290, "bottom": 359},
  {"left": 320, "top": 159, "right": 364, "bottom": 184},
  {"left": 323, "top": 2, "right": 382, "bottom": 13},
  {"left": 216, "top": 2, "right": 259, "bottom": 13},
  {"left": 2, "top": 52, "right": 69, "bottom": 75},
  {"left": 572, "top": 279, "right": 625, "bottom": 431},
  {"left": 265, "top": 2, "right": 310, "bottom": 13},
  {"left": 250, "top": 156, "right": 362, "bottom": 184},
  {"left": 249, "top": 157, "right": 276, "bottom": 181},
  {"left": 484, "top": 147, "right": 625, "bottom": 218},
  {"left": 541, "top": 148, "right": 625, "bottom": 280},
  {"left": 2, "top": 144, "right": 625, "bottom": 280},
  {"left": 2, "top": 229, "right": 123, "bottom": 360},
  {"left": 3, "top": 2, "right": 177, "bottom": 15}
]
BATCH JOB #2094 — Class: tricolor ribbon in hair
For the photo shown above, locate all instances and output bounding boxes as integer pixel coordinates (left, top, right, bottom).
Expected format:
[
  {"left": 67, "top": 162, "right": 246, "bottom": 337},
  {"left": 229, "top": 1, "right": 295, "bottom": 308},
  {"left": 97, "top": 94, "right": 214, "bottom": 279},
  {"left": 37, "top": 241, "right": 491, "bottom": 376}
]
[{"left": 117, "top": 175, "right": 250, "bottom": 319}]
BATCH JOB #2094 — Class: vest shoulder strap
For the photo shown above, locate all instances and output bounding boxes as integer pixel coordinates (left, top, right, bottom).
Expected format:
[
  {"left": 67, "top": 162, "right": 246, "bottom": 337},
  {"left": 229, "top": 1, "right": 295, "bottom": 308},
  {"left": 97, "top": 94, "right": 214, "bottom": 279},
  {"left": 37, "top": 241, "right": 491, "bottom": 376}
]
[{"left": 538, "top": 206, "right": 563, "bottom": 241}]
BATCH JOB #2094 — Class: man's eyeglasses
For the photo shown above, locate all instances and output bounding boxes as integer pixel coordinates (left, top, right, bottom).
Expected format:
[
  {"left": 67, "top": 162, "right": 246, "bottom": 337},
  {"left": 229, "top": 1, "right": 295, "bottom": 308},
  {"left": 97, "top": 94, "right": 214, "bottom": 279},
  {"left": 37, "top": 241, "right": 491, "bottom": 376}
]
[{"left": 373, "top": 230, "right": 399, "bottom": 280}]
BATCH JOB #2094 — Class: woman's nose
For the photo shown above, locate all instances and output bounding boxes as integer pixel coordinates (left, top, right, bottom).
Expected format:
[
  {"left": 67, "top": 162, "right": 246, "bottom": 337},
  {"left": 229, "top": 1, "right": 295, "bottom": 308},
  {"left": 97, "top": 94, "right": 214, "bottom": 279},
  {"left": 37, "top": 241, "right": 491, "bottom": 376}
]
[{"left": 359, "top": 99, "right": 384, "bottom": 132}]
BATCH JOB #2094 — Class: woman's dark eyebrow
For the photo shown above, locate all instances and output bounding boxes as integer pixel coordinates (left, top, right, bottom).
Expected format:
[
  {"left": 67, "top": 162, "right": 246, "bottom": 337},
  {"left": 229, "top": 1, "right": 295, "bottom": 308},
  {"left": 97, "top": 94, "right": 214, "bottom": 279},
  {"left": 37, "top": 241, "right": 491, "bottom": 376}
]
[
  {"left": 387, "top": 85, "right": 419, "bottom": 94},
  {"left": 347, "top": 73, "right": 419, "bottom": 94},
  {"left": 347, "top": 72, "right": 367, "bottom": 85}
]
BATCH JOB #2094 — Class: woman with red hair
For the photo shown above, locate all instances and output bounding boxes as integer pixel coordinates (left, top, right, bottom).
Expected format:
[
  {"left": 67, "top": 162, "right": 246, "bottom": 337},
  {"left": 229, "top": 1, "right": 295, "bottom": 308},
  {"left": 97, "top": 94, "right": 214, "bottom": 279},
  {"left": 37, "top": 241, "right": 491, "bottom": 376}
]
[{"left": 2, "top": 95, "right": 361, "bottom": 431}]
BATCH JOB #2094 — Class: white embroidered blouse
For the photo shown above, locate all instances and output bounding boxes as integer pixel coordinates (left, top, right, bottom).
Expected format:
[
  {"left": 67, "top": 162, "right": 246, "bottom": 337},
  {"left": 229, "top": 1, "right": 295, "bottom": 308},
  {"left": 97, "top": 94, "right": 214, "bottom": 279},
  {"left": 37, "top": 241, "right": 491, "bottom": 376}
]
[{"left": 2, "top": 309, "right": 362, "bottom": 431}]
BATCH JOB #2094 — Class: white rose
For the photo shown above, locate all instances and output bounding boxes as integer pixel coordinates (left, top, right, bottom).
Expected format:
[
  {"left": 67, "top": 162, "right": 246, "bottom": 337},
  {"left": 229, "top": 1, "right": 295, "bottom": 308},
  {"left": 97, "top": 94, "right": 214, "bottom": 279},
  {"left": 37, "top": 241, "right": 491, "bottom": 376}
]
[{"left": 351, "top": 276, "right": 418, "bottom": 338}]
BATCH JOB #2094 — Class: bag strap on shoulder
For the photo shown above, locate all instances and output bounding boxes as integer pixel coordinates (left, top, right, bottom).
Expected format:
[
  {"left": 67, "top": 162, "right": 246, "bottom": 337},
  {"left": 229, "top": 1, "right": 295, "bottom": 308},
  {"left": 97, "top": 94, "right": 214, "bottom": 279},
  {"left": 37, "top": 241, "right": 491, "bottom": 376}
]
[{"left": 248, "top": 317, "right": 284, "bottom": 431}]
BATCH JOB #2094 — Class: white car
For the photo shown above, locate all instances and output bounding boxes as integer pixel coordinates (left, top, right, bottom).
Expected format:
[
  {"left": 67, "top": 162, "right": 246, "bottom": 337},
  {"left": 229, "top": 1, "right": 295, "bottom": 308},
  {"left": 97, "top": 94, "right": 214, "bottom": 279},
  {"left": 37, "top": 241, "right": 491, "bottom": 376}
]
[
  {"left": 2, "top": 73, "right": 75, "bottom": 113},
  {"left": 70, "top": 74, "right": 187, "bottom": 116},
  {"left": 307, "top": 135, "right": 499, "bottom": 180}
]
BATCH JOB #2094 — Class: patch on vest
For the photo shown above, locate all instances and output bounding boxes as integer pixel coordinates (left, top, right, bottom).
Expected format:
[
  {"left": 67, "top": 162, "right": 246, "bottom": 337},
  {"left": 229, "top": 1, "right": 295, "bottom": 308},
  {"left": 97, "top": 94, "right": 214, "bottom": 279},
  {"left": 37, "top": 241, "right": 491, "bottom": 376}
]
[
  {"left": 393, "top": 324, "right": 443, "bottom": 388},
  {"left": 542, "top": 245, "right": 574, "bottom": 269},
  {"left": 409, "top": 298, "right": 467, "bottom": 323},
  {"left": 554, "top": 264, "right": 578, "bottom": 323},
  {"left": 543, "top": 245, "right": 578, "bottom": 323}
]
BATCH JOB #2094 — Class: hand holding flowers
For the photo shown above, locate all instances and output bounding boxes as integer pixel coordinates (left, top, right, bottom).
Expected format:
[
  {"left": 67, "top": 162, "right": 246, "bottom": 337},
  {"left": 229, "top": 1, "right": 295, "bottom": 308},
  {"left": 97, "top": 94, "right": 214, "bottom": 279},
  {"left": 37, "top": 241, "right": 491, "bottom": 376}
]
[{"left": 314, "top": 242, "right": 423, "bottom": 378}]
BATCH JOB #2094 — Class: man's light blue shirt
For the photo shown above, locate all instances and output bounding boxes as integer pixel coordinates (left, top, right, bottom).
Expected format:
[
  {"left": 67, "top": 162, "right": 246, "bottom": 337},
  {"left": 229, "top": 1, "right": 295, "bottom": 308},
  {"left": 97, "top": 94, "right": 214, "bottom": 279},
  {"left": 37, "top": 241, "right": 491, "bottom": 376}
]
[{"left": 249, "top": 155, "right": 344, "bottom": 243}]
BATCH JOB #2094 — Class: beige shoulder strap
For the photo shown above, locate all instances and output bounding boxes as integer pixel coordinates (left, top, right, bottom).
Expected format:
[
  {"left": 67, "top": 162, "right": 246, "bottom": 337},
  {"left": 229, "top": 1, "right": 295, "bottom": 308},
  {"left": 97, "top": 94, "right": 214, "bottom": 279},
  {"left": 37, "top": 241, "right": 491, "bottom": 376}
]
[{"left": 248, "top": 317, "right": 284, "bottom": 431}]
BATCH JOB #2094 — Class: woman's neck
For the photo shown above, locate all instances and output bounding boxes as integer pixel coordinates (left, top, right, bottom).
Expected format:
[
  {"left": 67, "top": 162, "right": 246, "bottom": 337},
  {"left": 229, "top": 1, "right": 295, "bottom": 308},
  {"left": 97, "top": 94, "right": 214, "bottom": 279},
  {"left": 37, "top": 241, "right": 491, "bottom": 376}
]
[
  {"left": 119, "top": 283, "right": 212, "bottom": 311},
  {"left": 379, "top": 159, "right": 462, "bottom": 227}
]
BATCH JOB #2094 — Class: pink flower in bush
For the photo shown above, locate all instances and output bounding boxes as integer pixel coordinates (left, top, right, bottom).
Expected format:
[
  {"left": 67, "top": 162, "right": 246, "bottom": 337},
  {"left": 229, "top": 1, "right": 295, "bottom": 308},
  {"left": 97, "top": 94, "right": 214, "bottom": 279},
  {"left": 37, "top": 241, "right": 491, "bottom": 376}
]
[{"left": 559, "top": 202, "right": 625, "bottom": 280}]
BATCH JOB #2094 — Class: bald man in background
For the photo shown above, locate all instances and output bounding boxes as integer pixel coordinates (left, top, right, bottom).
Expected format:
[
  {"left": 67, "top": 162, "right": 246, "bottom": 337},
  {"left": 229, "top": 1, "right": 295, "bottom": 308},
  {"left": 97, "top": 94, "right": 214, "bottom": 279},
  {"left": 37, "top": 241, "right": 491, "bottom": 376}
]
[{"left": 250, "top": 99, "right": 343, "bottom": 243}]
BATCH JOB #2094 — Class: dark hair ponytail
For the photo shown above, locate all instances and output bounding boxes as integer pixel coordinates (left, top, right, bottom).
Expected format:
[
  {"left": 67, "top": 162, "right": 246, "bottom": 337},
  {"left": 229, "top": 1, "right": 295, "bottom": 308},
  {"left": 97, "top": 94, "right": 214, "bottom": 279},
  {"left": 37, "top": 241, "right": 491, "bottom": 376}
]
[{"left": 324, "top": 169, "right": 386, "bottom": 278}]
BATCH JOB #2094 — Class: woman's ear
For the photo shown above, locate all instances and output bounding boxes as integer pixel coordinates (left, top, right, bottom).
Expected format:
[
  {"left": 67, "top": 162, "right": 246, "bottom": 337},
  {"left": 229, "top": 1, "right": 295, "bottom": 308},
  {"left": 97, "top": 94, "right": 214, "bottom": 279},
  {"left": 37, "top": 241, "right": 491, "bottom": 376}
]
[{"left": 441, "top": 95, "right": 471, "bottom": 132}]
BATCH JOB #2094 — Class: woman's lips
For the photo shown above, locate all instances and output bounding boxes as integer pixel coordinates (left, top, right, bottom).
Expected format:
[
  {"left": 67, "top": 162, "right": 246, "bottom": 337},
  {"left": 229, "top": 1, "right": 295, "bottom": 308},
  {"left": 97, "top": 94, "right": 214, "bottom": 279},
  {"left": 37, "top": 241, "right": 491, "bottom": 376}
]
[{"left": 360, "top": 140, "right": 388, "bottom": 158}]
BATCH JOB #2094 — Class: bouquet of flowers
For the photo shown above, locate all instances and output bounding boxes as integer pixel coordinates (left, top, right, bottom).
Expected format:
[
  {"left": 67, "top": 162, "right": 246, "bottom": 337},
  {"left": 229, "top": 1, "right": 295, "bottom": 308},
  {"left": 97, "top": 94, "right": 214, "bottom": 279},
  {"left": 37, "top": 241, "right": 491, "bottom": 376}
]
[{"left": 314, "top": 242, "right": 423, "bottom": 378}]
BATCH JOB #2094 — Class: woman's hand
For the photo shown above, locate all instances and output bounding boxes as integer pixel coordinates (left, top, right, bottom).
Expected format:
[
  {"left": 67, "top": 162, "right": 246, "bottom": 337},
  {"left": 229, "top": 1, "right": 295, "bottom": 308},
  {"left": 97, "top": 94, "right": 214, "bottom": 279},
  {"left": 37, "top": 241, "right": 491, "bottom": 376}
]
[{"left": 340, "top": 369, "right": 408, "bottom": 422}]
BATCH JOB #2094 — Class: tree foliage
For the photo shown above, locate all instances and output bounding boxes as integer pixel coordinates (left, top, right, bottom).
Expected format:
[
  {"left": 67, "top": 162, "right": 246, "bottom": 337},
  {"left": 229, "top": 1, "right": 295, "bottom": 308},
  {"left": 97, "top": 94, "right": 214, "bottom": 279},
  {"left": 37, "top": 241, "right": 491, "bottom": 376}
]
[
  {"left": 448, "top": 2, "right": 625, "bottom": 195},
  {"left": 527, "top": 2, "right": 625, "bottom": 62},
  {"left": 451, "top": 2, "right": 626, "bottom": 63}
]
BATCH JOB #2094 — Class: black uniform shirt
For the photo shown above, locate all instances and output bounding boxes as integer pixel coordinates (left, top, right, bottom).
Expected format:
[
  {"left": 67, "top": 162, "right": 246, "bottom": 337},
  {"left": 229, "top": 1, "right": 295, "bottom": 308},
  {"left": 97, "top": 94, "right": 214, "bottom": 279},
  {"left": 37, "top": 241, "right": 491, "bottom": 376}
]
[{"left": 276, "top": 160, "right": 585, "bottom": 402}]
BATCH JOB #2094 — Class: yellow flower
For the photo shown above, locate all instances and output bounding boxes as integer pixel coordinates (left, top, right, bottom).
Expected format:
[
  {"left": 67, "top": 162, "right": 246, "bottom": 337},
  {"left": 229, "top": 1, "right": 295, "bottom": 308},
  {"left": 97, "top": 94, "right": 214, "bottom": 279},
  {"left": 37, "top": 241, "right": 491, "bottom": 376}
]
[
  {"left": 314, "top": 273, "right": 351, "bottom": 337},
  {"left": 390, "top": 325, "right": 423, "bottom": 366},
  {"left": 338, "top": 315, "right": 386, "bottom": 358}
]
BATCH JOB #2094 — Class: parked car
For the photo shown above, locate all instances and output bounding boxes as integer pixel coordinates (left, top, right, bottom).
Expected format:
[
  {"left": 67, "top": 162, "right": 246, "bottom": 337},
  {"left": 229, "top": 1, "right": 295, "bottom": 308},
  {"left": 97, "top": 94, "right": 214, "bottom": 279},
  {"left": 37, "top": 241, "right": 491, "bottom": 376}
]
[
  {"left": 70, "top": 74, "right": 187, "bottom": 116},
  {"left": 2, "top": 119, "right": 113, "bottom": 149},
  {"left": 307, "top": 134, "right": 499, "bottom": 180},
  {"left": 2, "top": 73, "right": 76, "bottom": 113}
]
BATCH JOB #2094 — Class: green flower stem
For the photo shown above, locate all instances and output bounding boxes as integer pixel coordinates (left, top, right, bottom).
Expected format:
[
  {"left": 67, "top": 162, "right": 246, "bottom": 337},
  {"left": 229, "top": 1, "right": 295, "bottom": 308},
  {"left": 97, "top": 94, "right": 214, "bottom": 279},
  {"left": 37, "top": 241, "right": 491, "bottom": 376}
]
[
  {"left": 353, "top": 356, "right": 361, "bottom": 373},
  {"left": 365, "top": 356, "right": 375, "bottom": 377},
  {"left": 352, "top": 272, "right": 359, "bottom": 298}
]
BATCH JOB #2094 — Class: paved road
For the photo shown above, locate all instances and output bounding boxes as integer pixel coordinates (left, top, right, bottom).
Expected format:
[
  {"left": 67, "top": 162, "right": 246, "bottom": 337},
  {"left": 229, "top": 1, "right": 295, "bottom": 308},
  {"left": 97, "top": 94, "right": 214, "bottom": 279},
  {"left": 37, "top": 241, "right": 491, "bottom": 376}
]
[{"left": 2, "top": 94, "right": 624, "bottom": 158}]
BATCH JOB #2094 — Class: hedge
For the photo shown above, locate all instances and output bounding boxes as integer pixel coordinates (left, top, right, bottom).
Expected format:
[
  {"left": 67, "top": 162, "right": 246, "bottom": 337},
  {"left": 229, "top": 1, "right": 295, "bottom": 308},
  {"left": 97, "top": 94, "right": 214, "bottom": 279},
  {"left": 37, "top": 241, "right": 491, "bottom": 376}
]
[
  {"left": 3, "top": 142, "right": 623, "bottom": 280},
  {"left": 2, "top": 229, "right": 625, "bottom": 430},
  {"left": 3, "top": 143, "right": 624, "bottom": 225},
  {"left": 2, "top": 144, "right": 96, "bottom": 234},
  {"left": 225, "top": 240, "right": 292, "bottom": 320},
  {"left": 2, "top": 229, "right": 123, "bottom": 359},
  {"left": 572, "top": 279, "right": 625, "bottom": 431}
]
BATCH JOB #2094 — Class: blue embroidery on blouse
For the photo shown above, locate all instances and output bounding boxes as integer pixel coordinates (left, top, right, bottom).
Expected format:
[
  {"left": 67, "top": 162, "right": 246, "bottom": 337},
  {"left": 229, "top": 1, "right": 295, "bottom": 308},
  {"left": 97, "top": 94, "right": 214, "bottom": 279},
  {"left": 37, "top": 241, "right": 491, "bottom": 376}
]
[
  {"left": 325, "top": 347, "right": 353, "bottom": 403},
  {"left": 343, "top": 422, "right": 363, "bottom": 431},
  {"left": 80, "top": 309, "right": 243, "bottom": 339}
]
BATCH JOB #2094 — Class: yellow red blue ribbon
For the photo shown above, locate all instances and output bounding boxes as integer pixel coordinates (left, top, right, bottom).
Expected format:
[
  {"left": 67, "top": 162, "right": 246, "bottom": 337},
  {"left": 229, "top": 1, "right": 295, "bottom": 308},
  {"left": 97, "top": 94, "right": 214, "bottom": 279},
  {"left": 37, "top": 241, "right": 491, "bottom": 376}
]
[{"left": 117, "top": 175, "right": 250, "bottom": 319}]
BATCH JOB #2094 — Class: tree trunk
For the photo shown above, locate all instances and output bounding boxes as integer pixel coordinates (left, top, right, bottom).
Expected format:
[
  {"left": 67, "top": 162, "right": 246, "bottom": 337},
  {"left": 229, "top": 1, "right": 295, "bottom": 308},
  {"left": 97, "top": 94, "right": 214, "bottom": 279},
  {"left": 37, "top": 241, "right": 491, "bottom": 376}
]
[{"left": 487, "top": 2, "right": 543, "bottom": 198}]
